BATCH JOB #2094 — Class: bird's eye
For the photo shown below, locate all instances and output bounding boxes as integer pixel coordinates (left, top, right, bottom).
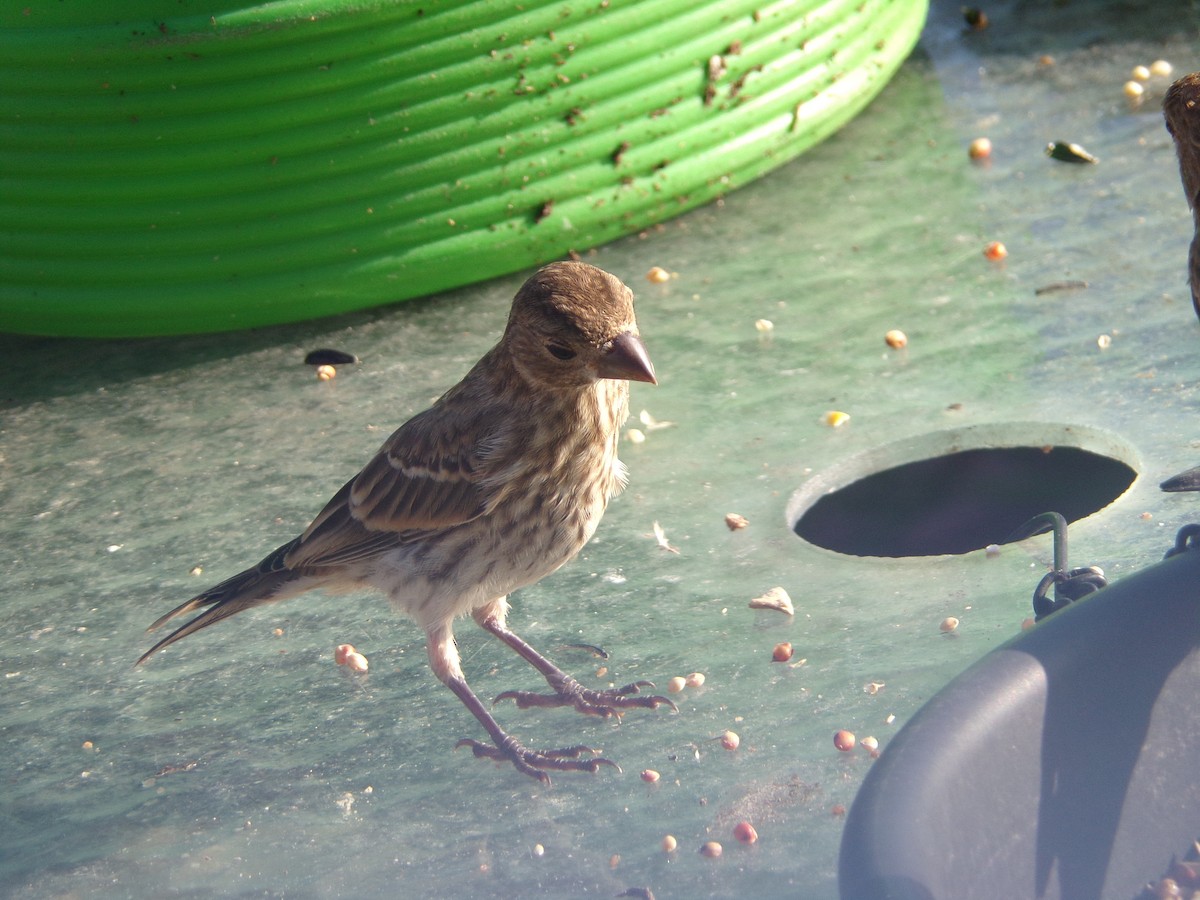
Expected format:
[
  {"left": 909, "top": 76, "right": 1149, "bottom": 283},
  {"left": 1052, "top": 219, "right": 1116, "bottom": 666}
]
[{"left": 546, "top": 343, "right": 576, "bottom": 361}]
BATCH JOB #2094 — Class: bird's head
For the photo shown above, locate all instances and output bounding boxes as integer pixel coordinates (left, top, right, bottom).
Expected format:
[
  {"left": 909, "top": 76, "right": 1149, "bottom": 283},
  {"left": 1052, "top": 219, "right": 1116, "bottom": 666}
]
[{"left": 505, "top": 261, "right": 656, "bottom": 388}]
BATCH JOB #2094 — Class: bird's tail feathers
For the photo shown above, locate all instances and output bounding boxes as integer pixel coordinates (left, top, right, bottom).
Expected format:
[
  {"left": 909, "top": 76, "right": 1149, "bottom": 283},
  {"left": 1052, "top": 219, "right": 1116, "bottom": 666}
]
[{"left": 137, "top": 540, "right": 299, "bottom": 665}]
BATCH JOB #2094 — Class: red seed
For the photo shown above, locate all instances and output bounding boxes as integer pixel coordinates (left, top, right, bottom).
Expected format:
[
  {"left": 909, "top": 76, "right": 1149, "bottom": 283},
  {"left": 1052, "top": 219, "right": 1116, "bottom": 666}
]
[
  {"left": 334, "top": 644, "right": 355, "bottom": 666},
  {"left": 640, "top": 769, "right": 660, "bottom": 783},
  {"left": 732, "top": 822, "right": 758, "bottom": 844},
  {"left": 699, "top": 841, "right": 723, "bottom": 858},
  {"left": 772, "top": 641, "right": 793, "bottom": 662},
  {"left": 983, "top": 241, "right": 1008, "bottom": 261},
  {"left": 834, "top": 730, "right": 856, "bottom": 752}
]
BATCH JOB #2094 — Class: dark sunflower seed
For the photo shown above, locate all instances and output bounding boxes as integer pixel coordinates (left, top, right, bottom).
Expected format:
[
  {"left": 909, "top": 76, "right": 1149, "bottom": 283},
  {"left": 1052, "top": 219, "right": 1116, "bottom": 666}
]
[{"left": 304, "top": 348, "right": 359, "bottom": 366}]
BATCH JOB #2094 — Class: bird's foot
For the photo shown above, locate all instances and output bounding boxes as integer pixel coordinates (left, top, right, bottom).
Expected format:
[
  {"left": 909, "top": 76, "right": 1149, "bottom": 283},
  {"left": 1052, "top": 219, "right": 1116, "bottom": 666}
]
[
  {"left": 495, "top": 677, "right": 677, "bottom": 717},
  {"left": 455, "top": 736, "right": 619, "bottom": 784}
]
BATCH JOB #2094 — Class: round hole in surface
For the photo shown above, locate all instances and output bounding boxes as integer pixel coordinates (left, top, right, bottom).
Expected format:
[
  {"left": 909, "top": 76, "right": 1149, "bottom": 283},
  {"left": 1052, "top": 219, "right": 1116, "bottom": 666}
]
[{"left": 788, "top": 423, "right": 1139, "bottom": 558}]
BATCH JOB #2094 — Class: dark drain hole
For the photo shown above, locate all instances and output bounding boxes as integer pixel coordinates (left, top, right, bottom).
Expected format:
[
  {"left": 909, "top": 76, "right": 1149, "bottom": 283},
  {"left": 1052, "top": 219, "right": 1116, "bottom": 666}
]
[{"left": 794, "top": 445, "right": 1137, "bottom": 557}]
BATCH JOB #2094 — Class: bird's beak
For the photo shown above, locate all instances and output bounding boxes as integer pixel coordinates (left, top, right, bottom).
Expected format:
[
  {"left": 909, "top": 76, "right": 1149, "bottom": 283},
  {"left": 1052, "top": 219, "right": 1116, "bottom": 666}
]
[{"left": 597, "top": 332, "right": 657, "bottom": 384}]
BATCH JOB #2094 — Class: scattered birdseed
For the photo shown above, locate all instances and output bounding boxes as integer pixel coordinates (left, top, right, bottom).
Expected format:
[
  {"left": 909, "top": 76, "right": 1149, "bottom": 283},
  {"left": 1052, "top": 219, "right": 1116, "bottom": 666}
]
[
  {"left": 305, "top": 348, "right": 359, "bottom": 366},
  {"left": 822, "top": 410, "right": 850, "bottom": 428},
  {"left": 962, "top": 7, "right": 987, "bottom": 29},
  {"left": 316, "top": 364, "right": 337, "bottom": 381},
  {"left": 565, "top": 642, "right": 609, "bottom": 659},
  {"left": 725, "top": 512, "right": 750, "bottom": 531},
  {"left": 748, "top": 586, "right": 794, "bottom": 616},
  {"left": 940, "top": 616, "right": 959, "bottom": 633},
  {"left": 1131, "top": 64, "right": 1151, "bottom": 82},
  {"left": 860, "top": 736, "right": 880, "bottom": 756},
  {"left": 719, "top": 730, "right": 740, "bottom": 751},
  {"left": 1124, "top": 80, "right": 1145, "bottom": 101},
  {"left": 646, "top": 266, "right": 671, "bottom": 283},
  {"left": 638, "top": 409, "right": 674, "bottom": 431},
  {"left": 732, "top": 822, "right": 758, "bottom": 845},
  {"left": 754, "top": 318, "right": 774, "bottom": 333},
  {"left": 1034, "top": 279, "right": 1088, "bottom": 295},
  {"left": 641, "top": 769, "right": 661, "bottom": 783},
  {"left": 1097, "top": 333, "right": 1112, "bottom": 349},
  {"left": 772, "top": 642, "right": 793, "bottom": 663},
  {"left": 667, "top": 676, "right": 687, "bottom": 693},
  {"left": 651, "top": 521, "right": 679, "bottom": 553},
  {"left": 834, "top": 730, "right": 856, "bottom": 752},
  {"left": 344, "top": 651, "right": 369, "bottom": 673},
  {"left": 983, "top": 241, "right": 1008, "bottom": 261},
  {"left": 1046, "top": 141, "right": 1098, "bottom": 163},
  {"left": 662, "top": 835, "right": 678, "bottom": 853},
  {"left": 626, "top": 428, "right": 646, "bottom": 444},
  {"left": 864, "top": 681, "right": 885, "bottom": 695},
  {"left": 699, "top": 841, "right": 723, "bottom": 859},
  {"left": 334, "top": 644, "right": 355, "bottom": 666},
  {"left": 1150, "top": 59, "right": 1174, "bottom": 77},
  {"left": 884, "top": 329, "right": 908, "bottom": 348},
  {"left": 967, "top": 137, "right": 992, "bottom": 160},
  {"left": 685, "top": 672, "right": 706, "bottom": 688}
]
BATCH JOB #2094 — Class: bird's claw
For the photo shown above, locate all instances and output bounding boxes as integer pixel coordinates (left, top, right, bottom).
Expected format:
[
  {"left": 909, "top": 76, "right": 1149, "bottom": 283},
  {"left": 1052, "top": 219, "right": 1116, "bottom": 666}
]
[
  {"left": 494, "top": 678, "right": 677, "bottom": 716},
  {"left": 454, "top": 738, "right": 620, "bottom": 783}
]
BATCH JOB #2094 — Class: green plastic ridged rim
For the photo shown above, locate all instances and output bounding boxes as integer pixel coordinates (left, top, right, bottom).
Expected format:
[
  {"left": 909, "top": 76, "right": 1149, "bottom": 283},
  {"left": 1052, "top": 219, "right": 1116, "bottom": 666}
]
[{"left": 0, "top": 0, "right": 928, "bottom": 337}]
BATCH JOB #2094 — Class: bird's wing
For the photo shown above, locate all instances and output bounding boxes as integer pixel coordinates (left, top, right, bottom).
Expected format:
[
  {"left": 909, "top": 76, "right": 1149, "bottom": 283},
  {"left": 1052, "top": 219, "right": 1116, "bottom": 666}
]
[{"left": 284, "top": 400, "right": 506, "bottom": 570}]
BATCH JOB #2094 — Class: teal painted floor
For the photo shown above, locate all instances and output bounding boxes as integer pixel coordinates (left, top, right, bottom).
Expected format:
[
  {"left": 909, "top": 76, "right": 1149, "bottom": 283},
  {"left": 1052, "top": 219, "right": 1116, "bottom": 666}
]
[{"left": 3, "top": 2, "right": 1198, "bottom": 896}]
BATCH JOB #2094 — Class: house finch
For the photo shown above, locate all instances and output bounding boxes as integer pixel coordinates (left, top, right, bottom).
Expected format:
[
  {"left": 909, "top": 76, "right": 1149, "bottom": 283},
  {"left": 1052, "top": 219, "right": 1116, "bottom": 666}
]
[
  {"left": 138, "top": 260, "right": 671, "bottom": 782},
  {"left": 1164, "top": 72, "right": 1200, "bottom": 318}
]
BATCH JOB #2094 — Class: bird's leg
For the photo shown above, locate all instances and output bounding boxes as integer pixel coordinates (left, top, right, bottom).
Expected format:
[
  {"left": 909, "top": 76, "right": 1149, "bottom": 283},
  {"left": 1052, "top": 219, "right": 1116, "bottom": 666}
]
[
  {"left": 474, "top": 606, "right": 676, "bottom": 717},
  {"left": 425, "top": 623, "right": 616, "bottom": 784}
]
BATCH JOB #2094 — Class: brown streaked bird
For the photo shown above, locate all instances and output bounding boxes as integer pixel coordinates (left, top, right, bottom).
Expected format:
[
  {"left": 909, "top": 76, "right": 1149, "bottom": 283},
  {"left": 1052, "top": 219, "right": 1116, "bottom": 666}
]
[
  {"left": 138, "top": 261, "right": 671, "bottom": 783},
  {"left": 1164, "top": 72, "right": 1200, "bottom": 318}
]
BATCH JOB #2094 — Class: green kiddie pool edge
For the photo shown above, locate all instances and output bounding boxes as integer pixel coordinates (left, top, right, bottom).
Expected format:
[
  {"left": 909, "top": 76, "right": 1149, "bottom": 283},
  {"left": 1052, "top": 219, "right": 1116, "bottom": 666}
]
[{"left": 1, "top": 0, "right": 928, "bottom": 337}]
